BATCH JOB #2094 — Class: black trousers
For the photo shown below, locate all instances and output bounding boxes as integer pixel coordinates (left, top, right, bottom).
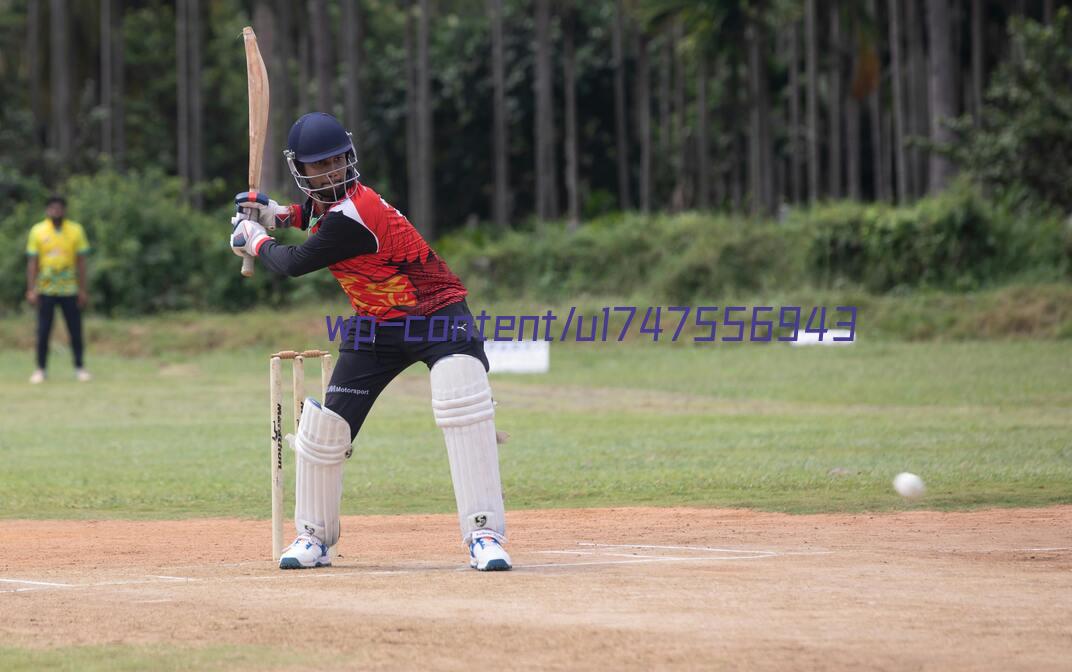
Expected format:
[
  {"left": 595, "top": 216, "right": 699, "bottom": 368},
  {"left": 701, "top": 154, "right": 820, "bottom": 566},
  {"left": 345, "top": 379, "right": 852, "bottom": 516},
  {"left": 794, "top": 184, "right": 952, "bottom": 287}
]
[
  {"left": 325, "top": 300, "right": 489, "bottom": 441},
  {"left": 36, "top": 294, "right": 85, "bottom": 370}
]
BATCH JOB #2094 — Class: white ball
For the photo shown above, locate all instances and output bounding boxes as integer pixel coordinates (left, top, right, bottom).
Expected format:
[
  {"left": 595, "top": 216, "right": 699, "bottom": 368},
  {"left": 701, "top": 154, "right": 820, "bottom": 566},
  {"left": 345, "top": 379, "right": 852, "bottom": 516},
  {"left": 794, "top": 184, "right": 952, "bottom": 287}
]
[{"left": 893, "top": 472, "right": 926, "bottom": 498}]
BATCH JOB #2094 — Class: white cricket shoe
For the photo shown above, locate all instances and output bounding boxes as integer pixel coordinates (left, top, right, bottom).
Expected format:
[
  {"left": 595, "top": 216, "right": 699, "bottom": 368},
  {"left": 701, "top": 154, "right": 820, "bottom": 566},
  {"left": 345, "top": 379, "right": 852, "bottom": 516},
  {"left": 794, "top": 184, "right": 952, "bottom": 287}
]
[
  {"left": 29, "top": 370, "right": 45, "bottom": 384},
  {"left": 75, "top": 369, "right": 92, "bottom": 382},
  {"left": 279, "top": 533, "right": 330, "bottom": 569},
  {"left": 469, "top": 532, "right": 512, "bottom": 571}
]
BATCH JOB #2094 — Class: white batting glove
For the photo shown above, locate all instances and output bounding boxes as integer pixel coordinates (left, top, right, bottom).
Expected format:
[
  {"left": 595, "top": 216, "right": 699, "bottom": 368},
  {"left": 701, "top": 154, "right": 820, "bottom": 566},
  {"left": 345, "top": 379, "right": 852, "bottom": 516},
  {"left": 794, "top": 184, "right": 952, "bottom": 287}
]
[
  {"left": 234, "top": 191, "right": 290, "bottom": 230},
  {"left": 230, "top": 215, "right": 270, "bottom": 257}
]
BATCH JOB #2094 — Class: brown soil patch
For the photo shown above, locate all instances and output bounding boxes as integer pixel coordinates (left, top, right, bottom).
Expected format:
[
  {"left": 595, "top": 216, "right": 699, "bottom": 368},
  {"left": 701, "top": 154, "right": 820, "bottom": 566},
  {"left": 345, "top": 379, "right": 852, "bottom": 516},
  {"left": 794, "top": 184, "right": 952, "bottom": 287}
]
[{"left": 2, "top": 507, "right": 1070, "bottom": 670}]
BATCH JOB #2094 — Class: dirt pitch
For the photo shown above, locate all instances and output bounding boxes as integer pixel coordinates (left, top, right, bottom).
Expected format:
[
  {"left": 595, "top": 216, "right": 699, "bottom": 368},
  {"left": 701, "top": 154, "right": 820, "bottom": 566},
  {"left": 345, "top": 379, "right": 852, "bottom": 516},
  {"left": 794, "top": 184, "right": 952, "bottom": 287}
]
[{"left": 2, "top": 507, "right": 1070, "bottom": 670}]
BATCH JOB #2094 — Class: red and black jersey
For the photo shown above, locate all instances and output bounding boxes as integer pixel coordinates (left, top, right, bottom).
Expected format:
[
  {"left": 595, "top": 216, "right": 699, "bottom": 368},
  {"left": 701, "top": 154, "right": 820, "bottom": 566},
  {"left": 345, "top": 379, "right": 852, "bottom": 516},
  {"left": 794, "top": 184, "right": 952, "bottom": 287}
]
[{"left": 256, "top": 183, "right": 468, "bottom": 321}]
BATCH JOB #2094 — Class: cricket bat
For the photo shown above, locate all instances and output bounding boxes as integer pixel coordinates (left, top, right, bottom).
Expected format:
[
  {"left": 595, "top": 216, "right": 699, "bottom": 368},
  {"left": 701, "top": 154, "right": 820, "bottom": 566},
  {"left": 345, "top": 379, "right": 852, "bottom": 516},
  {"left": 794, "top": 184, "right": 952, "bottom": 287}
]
[{"left": 241, "top": 26, "right": 269, "bottom": 278}]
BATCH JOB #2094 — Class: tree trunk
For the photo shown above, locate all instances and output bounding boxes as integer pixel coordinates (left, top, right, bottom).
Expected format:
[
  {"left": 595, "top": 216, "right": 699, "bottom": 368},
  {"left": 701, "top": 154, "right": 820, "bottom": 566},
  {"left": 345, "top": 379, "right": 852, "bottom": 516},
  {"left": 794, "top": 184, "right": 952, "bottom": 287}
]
[
  {"left": 887, "top": 0, "right": 908, "bottom": 203},
  {"left": 189, "top": 0, "right": 203, "bottom": 206},
  {"left": 658, "top": 34, "right": 671, "bottom": 174},
  {"left": 488, "top": 0, "right": 511, "bottom": 227},
  {"left": 748, "top": 22, "right": 763, "bottom": 215},
  {"left": 534, "top": 0, "right": 556, "bottom": 219},
  {"left": 634, "top": 32, "right": 652, "bottom": 213},
  {"left": 1044, "top": 0, "right": 1055, "bottom": 23},
  {"left": 299, "top": 8, "right": 313, "bottom": 104},
  {"left": 827, "top": 3, "right": 842, "bottom": 199},
  {"left": 788, "top": 21, "right": 801, "bottom": 203},
  {"left": 276, "top": 0, "right": 293, "bottom": 176},
  {"left": 101, "top": 0, "right": 113, "bottom": 156},
  {"left": 563, "top": 1, "right": 580, "bottom": 228},
  {"left": 867, "top": 0, "right": 887, "bottom": 201},
  {"left": 906, "top": 0, "right": 928, "bottom": 197},
  {"left": 728, "top": 58, "right": 743, "bottom": 209},
  {"left": 884, "top": 105, "right": 895, "bottom": 202},
  {"left": 696, "top": 52, "right": 709, "bottom": 210},
  {"left": 971, "top": 0, "right": 983, "bottom": 126},
  {"left": 49, "top": 0, "right": 73, "bottom": 163},
  {"left": 28, "top": 0, "right": 45, "bottom": 148},
  {"left": 416, "top": 0, "right": 433, "bottom": 236},
  {"left": 926, "top": 0, "right": 957, "bottom": 193},
  {"left": 310, "top": 0, "right": 332, "bottom": 113},
  {"left": 846, "top": 96, "right": 861, "bottom": 200},
  {"left": 405, "top": 2, "right": 418, "bottom": 219},
  {"left": 112, "top": 0, "right": 126, "bottom": 168},
  {"left": 342, "top": 0, "right": 364, "bottom": 145},
  {"left": 805, "top": 0, "right": 819, "bottom": 203},
  {"left": 254, "top": 2, "right": 278, "bottom": 192},
  {"left": 612, "top": 0, "right": 631, "bottom": 210},
  {"left": 845, "top": 6, "right": 861, "bottom": 200},
  {"left": 672, "top": 20, "right": 688, "bottom": 210},
  {"left": 177, "top": 0, "right": 189, "bottom": 187},
  {"left": 760, "top": 25, "right": 774, "bottom": 212}
]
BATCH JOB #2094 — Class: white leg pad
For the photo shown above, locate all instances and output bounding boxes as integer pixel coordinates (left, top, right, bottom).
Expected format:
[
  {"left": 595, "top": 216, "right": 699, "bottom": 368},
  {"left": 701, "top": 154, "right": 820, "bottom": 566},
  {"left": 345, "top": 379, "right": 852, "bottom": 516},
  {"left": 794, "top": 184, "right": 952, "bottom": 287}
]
[
  {"left": 288, "top": 399, "right": 352, "bottom": 547},
  {"left": 430, "top": 355, "right": 506, "bottom": 543}
]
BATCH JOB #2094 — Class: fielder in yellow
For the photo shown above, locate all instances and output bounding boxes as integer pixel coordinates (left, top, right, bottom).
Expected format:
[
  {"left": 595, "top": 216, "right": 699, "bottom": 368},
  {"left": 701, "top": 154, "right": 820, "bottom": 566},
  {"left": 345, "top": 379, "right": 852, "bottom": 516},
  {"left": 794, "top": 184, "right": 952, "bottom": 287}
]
[{"left": 25, "top": 196, "right": 91, "bottom": 384}]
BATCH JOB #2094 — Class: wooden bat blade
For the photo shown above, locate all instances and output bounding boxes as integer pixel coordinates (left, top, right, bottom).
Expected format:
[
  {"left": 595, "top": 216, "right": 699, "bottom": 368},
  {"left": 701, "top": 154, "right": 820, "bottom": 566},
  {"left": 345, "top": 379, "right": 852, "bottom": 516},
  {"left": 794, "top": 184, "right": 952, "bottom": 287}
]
[
  {"left": 242, "top": 26, "right": 270, "bottom": 278},
  {"left": 243, "top": 26, "right": 270, "bottom": 191}
]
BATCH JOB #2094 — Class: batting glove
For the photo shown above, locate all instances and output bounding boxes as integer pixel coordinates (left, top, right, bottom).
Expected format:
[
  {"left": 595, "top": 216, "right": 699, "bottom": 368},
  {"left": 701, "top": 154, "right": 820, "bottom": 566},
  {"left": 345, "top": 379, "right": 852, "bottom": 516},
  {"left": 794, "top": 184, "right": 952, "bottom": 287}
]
[
  {"left": 230, "top": 215, "right": 271, "bottom": 258},
  {"left": 234, "top": 191, "right": 294, "bottom": 230}
]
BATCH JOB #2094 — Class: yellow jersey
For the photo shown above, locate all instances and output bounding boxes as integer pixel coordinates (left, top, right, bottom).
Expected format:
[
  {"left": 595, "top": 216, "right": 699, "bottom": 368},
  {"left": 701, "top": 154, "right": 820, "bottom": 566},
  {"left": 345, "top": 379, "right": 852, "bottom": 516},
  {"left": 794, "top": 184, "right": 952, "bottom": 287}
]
[{"left": 26, "top": 219, "right": 90, "bottom": 296}]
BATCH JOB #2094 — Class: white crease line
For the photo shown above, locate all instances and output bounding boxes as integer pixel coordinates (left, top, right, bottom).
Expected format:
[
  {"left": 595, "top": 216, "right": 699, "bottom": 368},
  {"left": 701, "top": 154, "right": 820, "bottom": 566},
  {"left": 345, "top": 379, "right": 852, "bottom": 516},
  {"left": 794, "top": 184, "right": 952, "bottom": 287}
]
[
  {"left": 1, "top": 544, "right": 832, "bottom": 592},
  {"left": 0, "top": 578, "right": 75, "bottom": 587},
  {"left": 537, "top": 550, "right": 680, "bottom": 558},
  {"left": 232, "top": 569, "right": 422, "bottom": 582},
  {"left": 1, "top": 569, "right": 424, "bottom": 595},
  {"left": 132, "top": 599, "right": 173, "bottom": 604},
  {"left": 578, "top": 542, "right": 779, "bottom": 555},
  {"left": 521, "top": 558, "right": 682, "bottom": 568},
  {"left": 1012, "top": 547, "right": 1071, "bottom": 552},
  {"left": 525, "top": 554, "right": 785, "bottom": 569},
  {"left": 538, "top": 550, "right": 748, "bottom": 561},
  {"left": 147, "top": 575, "right": 194, "bottom": 581},
  {"left": 87, "top": 578, "right": 198, "bottom": 588}
]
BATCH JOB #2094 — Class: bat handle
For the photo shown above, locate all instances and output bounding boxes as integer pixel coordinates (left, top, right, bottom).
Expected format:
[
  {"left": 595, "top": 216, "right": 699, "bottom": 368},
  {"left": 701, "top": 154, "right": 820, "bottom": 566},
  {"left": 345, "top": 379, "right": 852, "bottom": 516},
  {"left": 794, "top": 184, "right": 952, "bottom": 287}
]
[{"left": 238, "top": 202, "right": 257, "bottom": 277}]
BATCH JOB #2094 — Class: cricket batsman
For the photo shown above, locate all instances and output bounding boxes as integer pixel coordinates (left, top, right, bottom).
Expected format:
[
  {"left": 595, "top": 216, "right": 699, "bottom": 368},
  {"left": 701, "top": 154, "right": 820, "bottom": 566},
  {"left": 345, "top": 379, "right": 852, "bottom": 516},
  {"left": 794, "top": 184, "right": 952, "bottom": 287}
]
[{"left": 229, "top": 112, "right": 511, "bottom": 571}]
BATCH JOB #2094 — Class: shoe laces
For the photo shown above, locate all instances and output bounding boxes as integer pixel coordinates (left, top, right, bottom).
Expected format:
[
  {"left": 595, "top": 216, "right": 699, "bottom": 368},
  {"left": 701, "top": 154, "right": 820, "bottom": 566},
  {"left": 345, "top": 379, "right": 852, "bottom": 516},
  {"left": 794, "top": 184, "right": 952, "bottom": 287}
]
[
  {"left": 472, "top": 535, "right": 501, "bottom": 551},
  {"left": 292, "top": 533, "right": 323, "bottom": 548}
]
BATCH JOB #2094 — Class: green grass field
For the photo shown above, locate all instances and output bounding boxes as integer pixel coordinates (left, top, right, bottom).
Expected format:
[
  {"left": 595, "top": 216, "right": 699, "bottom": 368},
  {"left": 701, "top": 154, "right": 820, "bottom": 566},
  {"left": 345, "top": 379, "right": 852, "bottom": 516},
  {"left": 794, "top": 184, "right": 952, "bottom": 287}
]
[{"left": 2, "top": 334, "right": 1069, "bottom": 519}]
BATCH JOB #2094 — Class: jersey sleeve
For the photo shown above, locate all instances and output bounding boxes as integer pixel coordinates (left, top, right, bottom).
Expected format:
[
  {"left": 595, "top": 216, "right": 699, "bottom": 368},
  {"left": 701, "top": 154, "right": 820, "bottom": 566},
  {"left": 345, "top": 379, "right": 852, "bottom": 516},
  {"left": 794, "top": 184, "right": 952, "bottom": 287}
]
[
  {"left": 256, "top": 209, "right": 378, "bottom": 277},
  {"left": 275, "top": 203, "right": 308, "bottom": 230},
  {"left": 73, "top": 224, "right": 90, "bottom": 254}
]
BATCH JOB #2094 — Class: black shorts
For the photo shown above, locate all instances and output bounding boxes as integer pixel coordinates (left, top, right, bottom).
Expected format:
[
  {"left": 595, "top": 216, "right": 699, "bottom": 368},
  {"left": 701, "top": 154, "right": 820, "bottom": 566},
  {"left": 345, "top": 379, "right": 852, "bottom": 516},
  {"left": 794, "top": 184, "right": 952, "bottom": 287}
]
[{"left": 324, "top": 300, "right": 489, "bottom": 440}]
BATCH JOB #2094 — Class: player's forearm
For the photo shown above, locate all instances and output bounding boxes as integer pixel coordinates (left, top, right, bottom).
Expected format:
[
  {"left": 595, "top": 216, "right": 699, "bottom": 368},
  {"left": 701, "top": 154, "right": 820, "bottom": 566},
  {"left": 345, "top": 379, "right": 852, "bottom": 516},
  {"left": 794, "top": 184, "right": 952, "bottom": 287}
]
[
  {"left": 256, "top": 215, "right": 377, "bottom": 277},
  {"left": 256, "top": 240, "right": 332, "bottom": 277},
  {"left": 26, "top": 258, "right": 37, "bottom": 290},
  {"left": 257, "top": 240, "right": 319, "bottom": 276},
  {"left": 76, "top": 256, "right": 88, "bottom": 292}
]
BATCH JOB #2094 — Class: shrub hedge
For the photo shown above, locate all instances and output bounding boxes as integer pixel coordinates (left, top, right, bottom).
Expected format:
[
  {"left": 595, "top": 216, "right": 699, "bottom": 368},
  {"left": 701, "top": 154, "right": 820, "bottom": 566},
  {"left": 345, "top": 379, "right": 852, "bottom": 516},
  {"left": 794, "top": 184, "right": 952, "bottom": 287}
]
[{"left": 1, "top": 171, "right": 1067, "bottom": 316}]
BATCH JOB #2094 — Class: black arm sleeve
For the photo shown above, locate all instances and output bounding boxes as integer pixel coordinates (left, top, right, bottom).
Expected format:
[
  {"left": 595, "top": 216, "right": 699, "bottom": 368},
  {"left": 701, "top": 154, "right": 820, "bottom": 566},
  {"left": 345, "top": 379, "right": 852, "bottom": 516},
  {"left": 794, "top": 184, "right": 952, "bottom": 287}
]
[{"left": 257, "top": 211, "right": 378, "bottom": 277}]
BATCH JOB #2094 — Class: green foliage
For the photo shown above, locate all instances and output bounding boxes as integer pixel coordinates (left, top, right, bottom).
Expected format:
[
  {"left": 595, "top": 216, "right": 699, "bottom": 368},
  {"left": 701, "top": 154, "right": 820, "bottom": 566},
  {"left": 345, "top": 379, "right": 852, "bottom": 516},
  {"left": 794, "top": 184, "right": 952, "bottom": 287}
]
[
  {"left": 3, "top": 168, "right": 1066, "bottom": 316},
  {"left": 443, "top": 184, "right": 1070, "bottom": 302},
  {"left": 950, "top": 10, "right": 1072, "bottom": 211},
  {"left": 0, "top": 168, "right": 337, "bottom": 316},
  {"left": 440, "top": 211, "right": 813, "bottom": 303},
  {"left": 806, "top": 182, "right": 1070, "bottom": 291}
]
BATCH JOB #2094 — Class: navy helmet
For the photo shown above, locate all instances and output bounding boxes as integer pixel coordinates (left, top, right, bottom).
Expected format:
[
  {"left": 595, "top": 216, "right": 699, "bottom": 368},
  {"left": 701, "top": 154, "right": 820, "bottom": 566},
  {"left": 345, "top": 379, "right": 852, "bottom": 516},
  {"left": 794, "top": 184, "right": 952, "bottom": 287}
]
[{"left": 284, "top": 112, "right": 360, "bottom": 204}]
